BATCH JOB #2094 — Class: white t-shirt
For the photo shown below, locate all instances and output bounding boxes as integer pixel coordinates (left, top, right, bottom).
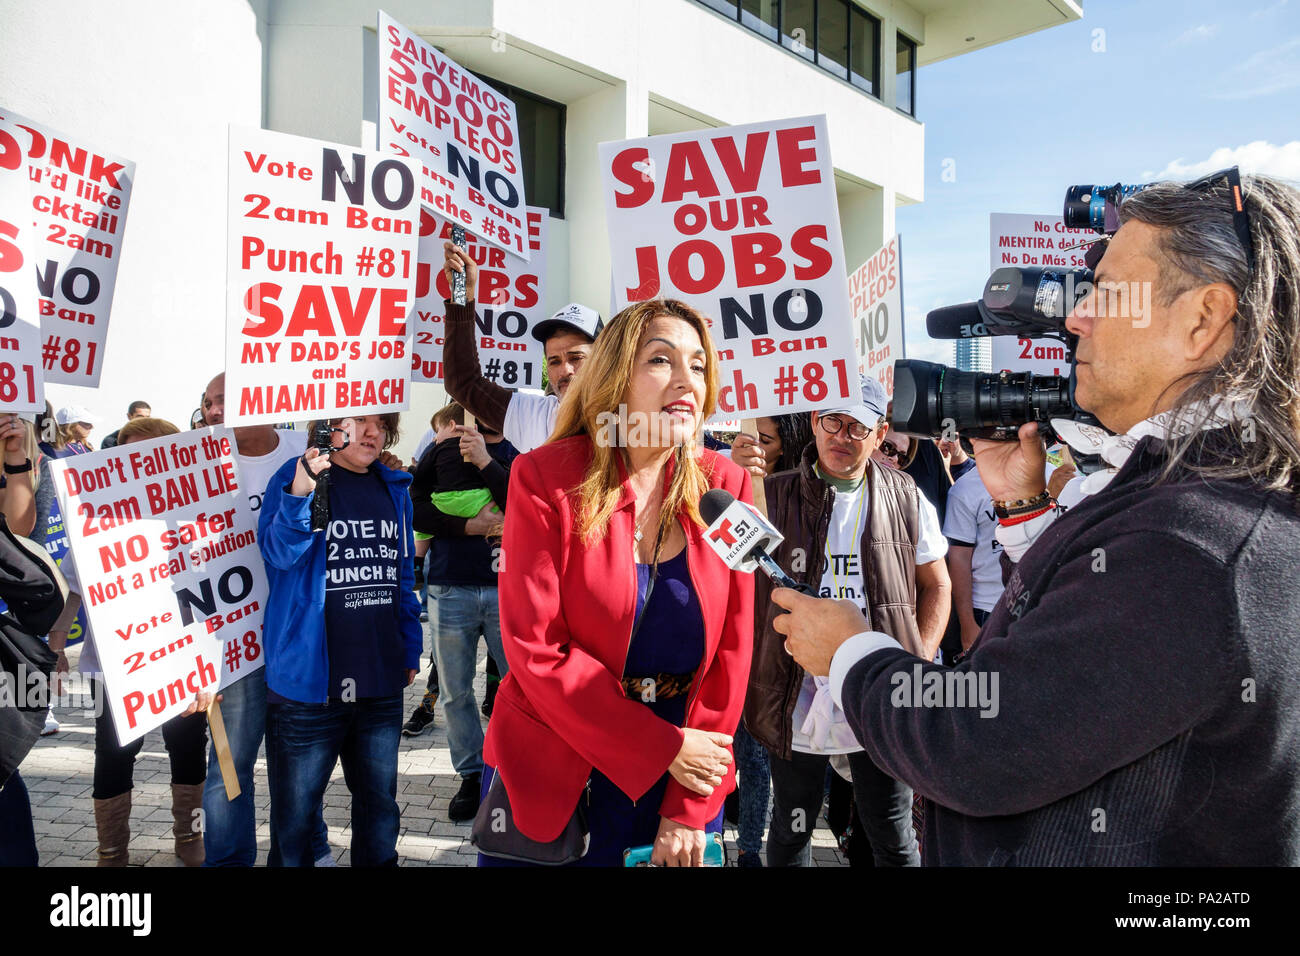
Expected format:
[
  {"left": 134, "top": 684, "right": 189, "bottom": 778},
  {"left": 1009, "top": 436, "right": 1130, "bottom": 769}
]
[
  {"left": 943, "top": 468, "right": 1005, "bottom": 613},
  {"left": 790, "top": 470, "right": 945, "bottom": 755},
  {"left": 503, "top": 392, "right": 560, "bottom": 454},
  {"left": 237, "top": 428, "right": 307, "bottom": 515}
]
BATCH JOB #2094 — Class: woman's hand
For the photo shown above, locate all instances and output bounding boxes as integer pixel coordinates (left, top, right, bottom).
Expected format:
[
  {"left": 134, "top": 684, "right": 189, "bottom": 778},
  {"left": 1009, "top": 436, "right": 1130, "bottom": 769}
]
[
  {"left": 729, "top": 432, "right": 766, "bottom": 478},
  {"left": 0, "top": 413, "right": 26, "bottom": 458},
  {"left": 668, "top": 728, "right": 732, "bottom": 796},
  {"left": 290, "top": 447, "right": 330, "bottom": 497},
  {"left": 651, "top": 816, "right": 709, "bottom": 867},
  {"left": 443, "top": 240, "right": 478, "bottom": 303}
]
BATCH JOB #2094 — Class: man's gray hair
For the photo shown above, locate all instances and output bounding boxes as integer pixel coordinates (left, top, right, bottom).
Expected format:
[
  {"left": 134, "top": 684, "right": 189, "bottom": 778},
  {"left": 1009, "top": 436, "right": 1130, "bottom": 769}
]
[{"left": 1119, "top": 174, "right": 1300, "bottom": 495}]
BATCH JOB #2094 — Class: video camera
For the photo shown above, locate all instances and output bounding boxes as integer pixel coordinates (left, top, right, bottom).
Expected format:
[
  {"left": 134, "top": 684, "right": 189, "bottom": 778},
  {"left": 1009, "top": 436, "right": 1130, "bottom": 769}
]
[{"left": 891, "top": 179, "right": 1148, "bottom": 448}]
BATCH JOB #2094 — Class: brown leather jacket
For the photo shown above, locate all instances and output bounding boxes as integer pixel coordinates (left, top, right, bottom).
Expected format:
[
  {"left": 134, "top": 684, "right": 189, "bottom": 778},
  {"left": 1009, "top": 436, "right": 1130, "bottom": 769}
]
[{"left": 744, "top": 442, "right": 922, "bottom": 760}]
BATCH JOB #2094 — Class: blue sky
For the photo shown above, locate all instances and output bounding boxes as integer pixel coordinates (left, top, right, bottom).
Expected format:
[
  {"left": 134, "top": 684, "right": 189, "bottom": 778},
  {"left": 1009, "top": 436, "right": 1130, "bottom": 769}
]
[{"left": 896, "top": 0, "right": 1300, "bottom": 363}]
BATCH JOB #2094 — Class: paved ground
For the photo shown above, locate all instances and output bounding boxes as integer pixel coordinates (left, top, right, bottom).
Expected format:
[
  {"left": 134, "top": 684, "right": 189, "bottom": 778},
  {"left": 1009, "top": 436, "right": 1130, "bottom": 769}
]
[{"left": 22, "top": 624, "right": 847, "bottom": 867}]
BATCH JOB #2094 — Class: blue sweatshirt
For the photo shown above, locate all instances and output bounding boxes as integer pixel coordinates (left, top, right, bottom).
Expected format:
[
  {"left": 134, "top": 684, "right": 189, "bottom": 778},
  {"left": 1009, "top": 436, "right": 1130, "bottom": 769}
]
[{"left": 257, "top": 457, "right": 422, "bottom": 704}]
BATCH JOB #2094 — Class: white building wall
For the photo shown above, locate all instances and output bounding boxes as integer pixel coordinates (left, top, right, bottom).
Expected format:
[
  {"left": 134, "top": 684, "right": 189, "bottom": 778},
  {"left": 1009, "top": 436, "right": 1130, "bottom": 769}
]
[{"left": 2, "top": 0, "right": 931, "bottom": 461}]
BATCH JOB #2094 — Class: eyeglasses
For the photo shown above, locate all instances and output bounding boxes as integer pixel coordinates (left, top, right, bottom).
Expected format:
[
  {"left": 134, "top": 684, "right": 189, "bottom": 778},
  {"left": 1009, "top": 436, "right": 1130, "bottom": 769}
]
[
  {"left": 1185, "top": 166, "right": 1255, "bottom": 273},
  {"left": 817, "top": 415, "right": 872, "bottom": 441}
]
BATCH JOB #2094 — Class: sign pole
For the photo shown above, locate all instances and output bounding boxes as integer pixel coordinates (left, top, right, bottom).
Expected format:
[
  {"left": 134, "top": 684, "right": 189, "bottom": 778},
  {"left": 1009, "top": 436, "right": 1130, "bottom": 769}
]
[{"left": 207, "top": 699, "right": 241, "bottom": 801}]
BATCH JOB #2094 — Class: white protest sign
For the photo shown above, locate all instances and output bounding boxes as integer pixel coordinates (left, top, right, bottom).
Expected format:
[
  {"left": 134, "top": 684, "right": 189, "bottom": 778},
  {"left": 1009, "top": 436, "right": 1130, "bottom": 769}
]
[
  {"left": 0, "top": 109, "right": 134, "bottom": 388},
  {"left": 601, "top": 114, "right": 857, "bottom": 422},
  {"left": 225, "top": 126, "right": 420, "bottom": 426},
  {"left": 989, "top": 213, "right": 1092, "bottom": 376},
  {"left": 849, "top": 234, "right": 904, "bottom": 397},
  {"left": 0, "top": 164, "right": 46, "bottom": 412},
  {"left": 51, "top": 427, "right": 269, "bottom": 744},
  {"left": 411, "top": 205, "right": 546, "bottom": 386},
  {"left": 378, "top": 11, "right": 530, "bottom": 260}
]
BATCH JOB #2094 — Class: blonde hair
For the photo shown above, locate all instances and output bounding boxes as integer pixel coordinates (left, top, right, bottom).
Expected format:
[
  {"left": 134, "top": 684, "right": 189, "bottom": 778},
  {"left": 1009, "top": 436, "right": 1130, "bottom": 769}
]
[
  {"left": 550, "top": 299, "right": 720, "bottom": 544},
  {"left": 116, "top": 418, "right": 181, "bottom": 443}
]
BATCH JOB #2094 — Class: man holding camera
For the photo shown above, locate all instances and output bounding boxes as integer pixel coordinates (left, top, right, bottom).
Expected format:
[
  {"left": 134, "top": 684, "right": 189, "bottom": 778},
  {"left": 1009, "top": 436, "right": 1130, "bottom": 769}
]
[
  {"left": 746, "top": 375, "right": 950, "bottom": 866},
  {"left": 258, "top": 414, "right": 422, "bottom": 866},
  {"left": 777, "top": 172, "right": 1300, "bottom": 865}
]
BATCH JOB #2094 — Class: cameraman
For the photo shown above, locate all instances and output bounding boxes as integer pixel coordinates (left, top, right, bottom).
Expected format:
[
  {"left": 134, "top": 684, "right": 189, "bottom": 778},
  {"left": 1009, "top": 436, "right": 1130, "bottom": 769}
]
[{"left": 776, "top": 172, "right": 1300, "bottom": 865}]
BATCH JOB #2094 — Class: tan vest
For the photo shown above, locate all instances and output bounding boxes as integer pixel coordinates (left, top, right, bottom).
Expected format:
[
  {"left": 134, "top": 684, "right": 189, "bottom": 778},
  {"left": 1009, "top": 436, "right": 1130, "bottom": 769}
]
[{"left": 743, "top": 444, "right": 921, "bottom": 760}]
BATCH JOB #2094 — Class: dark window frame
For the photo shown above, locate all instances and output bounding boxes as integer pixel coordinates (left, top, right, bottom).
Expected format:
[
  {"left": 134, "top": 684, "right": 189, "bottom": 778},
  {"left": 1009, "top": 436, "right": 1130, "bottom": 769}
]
[
  {"left": 690, "top": 0, "right": 888, "bottom": 106},
  {"left": 896, "top": 30, "right": 917, "bottom": 117},
  {"left": 462, "top": 68, "right": 569, "bottom": 220}
]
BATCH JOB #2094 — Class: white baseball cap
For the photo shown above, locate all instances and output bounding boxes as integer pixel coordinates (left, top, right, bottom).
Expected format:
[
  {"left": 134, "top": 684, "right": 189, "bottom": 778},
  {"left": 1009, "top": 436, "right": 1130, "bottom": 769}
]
[
  {"left": 531, "top": 303, "right": 603, "bottom": 344},
  {"left": 55, "top": 405, "right": 100, "bottom": 426}
]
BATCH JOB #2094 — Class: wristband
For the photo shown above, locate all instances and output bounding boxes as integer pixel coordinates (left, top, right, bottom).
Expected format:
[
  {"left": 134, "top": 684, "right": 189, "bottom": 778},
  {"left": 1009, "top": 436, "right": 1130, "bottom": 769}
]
[
  {"left": 3, "top": 458, "right": 32, "bottom": 475},
  {"left": 998, "top": 503, "right": 1054, "bottom": 527},
  {"left": 993, "top": 489, "right": 1051, "bottom": 519}
]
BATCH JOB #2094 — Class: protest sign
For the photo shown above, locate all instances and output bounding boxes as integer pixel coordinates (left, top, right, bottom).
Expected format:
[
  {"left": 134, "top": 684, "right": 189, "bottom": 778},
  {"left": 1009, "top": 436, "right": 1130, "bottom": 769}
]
[
  {"left": 849, "top": 234, "right": 904, "bottom": 397},
  {"left": 0, "top": 109, "right": 133, "bottom": 390},
  {"left": 601, "top": 114, "right": 857, "bottom": 422},
  {"left": 378, "top": 11, "right": 531, "bottom": 261},
  {"left": 0, "top": 162, "right": 45, "bottom": 411},
  {"left": 989, "top": 213, "right": 1092, "bottom": 376},
  {"left": 411, "top": 205, "right": 546, "bottom": 385},
  {"left": 50, "top": 427, "right": 268, "bottom": 744},
  {"left": 225, "top": 126, "right": 420, "bottom": 426}
]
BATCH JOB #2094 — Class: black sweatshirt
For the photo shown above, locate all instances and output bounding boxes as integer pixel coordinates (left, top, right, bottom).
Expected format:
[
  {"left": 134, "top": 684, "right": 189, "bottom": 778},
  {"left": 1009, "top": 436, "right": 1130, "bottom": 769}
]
[{"left": 842, "top": 431, "right": 1300, "bottom": 865}]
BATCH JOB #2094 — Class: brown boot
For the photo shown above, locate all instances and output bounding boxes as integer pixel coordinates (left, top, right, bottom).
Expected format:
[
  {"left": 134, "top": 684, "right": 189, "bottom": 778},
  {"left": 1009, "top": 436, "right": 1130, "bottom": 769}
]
[
  {"left": 171, "top": 783, "right": 205, "bottom": 867},
  {"left": 93, "top": 792, "right": 131, "bottom": 867}
]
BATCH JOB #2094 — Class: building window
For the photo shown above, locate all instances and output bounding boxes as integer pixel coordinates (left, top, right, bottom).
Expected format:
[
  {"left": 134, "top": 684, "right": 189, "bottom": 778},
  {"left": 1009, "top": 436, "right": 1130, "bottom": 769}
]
[
  {"left": 468, "top": 74, "right": 567, "bottom": 219},
  {"left": 897, "top": 32, "right": 917, "bottom": 116},
  {"left": 693, "top": 1, "right": 884, "bottom": 101},
  {"left": 848, "top": 5, "right": 879, "bottom": 95}
]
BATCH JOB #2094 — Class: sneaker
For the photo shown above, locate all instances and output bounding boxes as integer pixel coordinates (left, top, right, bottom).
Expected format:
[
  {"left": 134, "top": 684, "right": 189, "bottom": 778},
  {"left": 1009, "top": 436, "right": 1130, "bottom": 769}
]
[
  {"left": 41, "top": 710, "right": 59, "bottom": 736},
  {"left": 448, "top": 772, "right": 482, "bottom": 822},
  {"left": 420, "top": 611, "right": 429, "bottom": 623},
  {"left": 402, "top": 707, "right": 435, "bottom": 737}
]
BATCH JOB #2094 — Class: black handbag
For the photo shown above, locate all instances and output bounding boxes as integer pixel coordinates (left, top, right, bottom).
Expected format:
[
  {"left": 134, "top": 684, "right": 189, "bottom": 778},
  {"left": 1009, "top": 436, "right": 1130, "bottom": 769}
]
[
  {"left": 470, "top": 768, "right": 590, "bottom": 865},
  {"left": 0, "top": 513, "right": 67, "bottom": 787}
]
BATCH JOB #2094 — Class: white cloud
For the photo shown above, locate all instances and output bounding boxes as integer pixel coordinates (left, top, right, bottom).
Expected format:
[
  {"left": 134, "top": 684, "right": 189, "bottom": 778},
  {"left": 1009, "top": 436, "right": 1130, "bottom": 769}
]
[
  {"left": 1173, "top": 23, "right": 1219, "bottom": 44},
  {"left": 1148, "top": 140, "right": 1300, "bottom": 183},
  {"left": 1250, "top": 0, "right": 1290, "bottom": 20},
  {"left": 1213, "top": 35, "right": 1300, "bottom": 99}
]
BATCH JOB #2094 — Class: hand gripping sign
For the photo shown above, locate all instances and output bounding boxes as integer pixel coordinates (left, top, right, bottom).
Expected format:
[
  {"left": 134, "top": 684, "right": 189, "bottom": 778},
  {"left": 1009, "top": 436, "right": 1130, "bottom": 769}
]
[
  {"left": 225, "top": 126, "right": 420, "bottom": 425},
  {"left": 378, "top": 10, "right": 531, "bottom": 261},
  {"left": 849, "top": 235, "right": 905, "bottom": 398},
  {"left": 601, "top": 114, "right": 859, "bottom": 423},
  {"left": 0, "top": 161, "right": 46, "bottom": 411},
  {"left": 411, "top": 205, "right": 547, "bottom": 385},
  {"left": 50, "top": 427, "right": 268, "bottom": 744},
  {"left": 0, "top": 108, "right": 134, "bottom": 389}
]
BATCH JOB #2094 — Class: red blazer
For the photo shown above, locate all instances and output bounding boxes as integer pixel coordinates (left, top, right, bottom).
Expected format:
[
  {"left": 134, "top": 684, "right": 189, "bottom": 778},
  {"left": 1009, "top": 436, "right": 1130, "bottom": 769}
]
[{"left": 485, "top": 435, "right": 755, "bottom": 841}]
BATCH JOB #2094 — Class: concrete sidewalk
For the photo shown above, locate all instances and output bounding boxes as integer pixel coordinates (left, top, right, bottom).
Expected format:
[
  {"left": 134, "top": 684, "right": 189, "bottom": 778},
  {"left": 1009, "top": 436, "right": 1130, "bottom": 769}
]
[{"left": 20, "top": 628, "right": 847, "bottom": 867}]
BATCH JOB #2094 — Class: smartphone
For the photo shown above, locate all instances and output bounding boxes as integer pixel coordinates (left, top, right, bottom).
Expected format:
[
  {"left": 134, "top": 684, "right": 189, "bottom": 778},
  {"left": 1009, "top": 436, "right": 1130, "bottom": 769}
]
[{"left": 623, "top": 832, "right": 725, "bottom": 867}]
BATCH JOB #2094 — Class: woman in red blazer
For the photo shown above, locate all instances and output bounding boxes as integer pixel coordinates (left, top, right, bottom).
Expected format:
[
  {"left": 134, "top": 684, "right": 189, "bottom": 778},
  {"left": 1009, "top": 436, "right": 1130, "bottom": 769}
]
[{"left": 480, "top": 298, "right": 755, "bottom": 867}]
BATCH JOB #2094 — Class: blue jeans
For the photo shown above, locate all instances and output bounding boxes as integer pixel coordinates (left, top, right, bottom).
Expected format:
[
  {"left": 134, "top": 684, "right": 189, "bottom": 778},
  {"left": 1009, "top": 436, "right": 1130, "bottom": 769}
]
[
  {"left": 265, "top": 693, "right": 403, "bottom": 867},
  {"left": 734, "top": 724, "right": 771, "bottom": 855},
  {"left": 202, "top": 667, "right": 331, "bottom": 866},
  {"left": 429, "top": 584, "right": 507, "bottom": 777}
]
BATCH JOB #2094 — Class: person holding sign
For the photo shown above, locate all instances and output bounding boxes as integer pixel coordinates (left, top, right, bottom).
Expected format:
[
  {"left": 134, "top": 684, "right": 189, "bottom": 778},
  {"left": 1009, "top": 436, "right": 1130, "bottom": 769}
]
[
  {"left": 258, "top": 413, "right": 421, "bottom": 867},
  {"left": 74, "top": 417, "right": 210, "bottom": 867},
  {"left": 478, "top": 299, "right": 753, "bottom": 867},
  {"left": 442, "top": 240, "right": 603, "bottom": 452}
]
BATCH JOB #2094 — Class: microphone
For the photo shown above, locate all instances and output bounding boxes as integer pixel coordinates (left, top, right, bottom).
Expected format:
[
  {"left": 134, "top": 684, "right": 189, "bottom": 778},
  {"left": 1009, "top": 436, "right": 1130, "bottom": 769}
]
[
  {"left": 925, "top": 301, "right": 994, "bottom": 339},
  {"left": 700, "top": 489, "right": 815, "bottom": 596}
]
